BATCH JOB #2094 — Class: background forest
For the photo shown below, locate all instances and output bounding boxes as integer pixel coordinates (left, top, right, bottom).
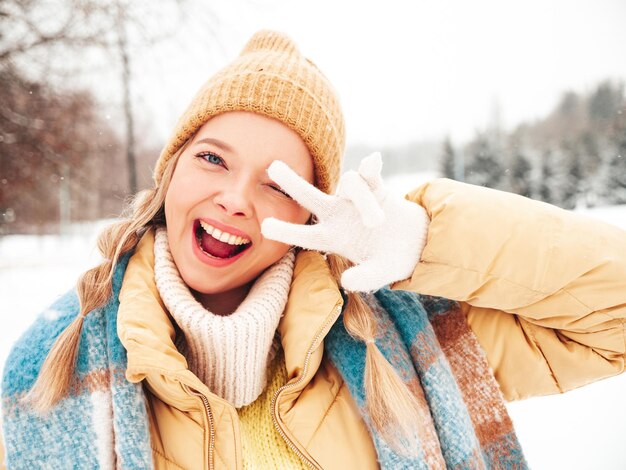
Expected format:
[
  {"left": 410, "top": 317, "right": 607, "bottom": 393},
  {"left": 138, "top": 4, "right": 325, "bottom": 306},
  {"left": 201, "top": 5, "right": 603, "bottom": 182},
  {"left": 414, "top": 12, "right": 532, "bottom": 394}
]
[
  {"left": 441, "top": 82, "right": 626, "bottom": 209},
  {"left": 1, "top": 0, "right": 625, "bottom": 235}
]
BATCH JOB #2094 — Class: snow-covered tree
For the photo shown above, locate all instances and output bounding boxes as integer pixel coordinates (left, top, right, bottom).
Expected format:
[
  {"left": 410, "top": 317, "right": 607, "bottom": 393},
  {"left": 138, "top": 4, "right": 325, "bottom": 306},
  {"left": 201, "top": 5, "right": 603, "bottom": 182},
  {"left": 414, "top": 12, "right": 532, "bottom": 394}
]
[
  {"left": 550, "top": 145, "right": 582, "bottom": 209},
  {"left": 594, "top": 103, "right": 626, "bottom": 204},
  {"left": 465, "top": 133, "right": 503, "bottom": 188},
  {"left": 588, "top": 82, "right": 623, "bottom": 127},
  {"left": 536, "top": 150, "right": 557, "bottom": 204},
  {"left": 509, "top": 150, "right": 532, "bottom": 198},
  {"left": 440, "top": 137, "right": 456, "bottom": 179},
  {"left": 599, "top": 153, "right": 626, "bottom": 204}
]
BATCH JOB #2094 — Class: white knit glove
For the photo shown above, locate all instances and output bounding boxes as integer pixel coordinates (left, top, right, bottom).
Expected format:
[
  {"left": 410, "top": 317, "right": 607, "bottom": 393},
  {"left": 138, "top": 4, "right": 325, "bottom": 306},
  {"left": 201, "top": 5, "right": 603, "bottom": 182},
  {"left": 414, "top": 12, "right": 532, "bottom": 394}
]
[{"left": 261, "top": 153, "right": 430, "bottom": 292}]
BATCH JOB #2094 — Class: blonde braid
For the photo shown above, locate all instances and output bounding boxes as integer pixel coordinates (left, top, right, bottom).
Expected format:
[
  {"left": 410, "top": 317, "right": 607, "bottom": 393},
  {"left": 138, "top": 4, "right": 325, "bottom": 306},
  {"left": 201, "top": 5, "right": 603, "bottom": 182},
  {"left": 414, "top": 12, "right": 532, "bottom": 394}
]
[
  {"left": 326, "top": 254, "right": 421, "bottom": 452},
  {"left": 24, "top": 144, "right": 182, "bottom": 412}
]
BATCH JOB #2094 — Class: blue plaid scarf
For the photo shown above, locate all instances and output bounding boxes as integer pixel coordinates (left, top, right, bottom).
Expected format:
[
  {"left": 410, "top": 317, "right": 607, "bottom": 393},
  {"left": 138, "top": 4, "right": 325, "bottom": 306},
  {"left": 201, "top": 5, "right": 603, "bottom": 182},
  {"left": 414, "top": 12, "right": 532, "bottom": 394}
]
[
  {"left": 1, "top": 255, "right": 152, "bottom": 469},
  {"left": 325, "top": 289, "right": 528, "bottom": 469},
  {"left": 2, "top": 259, "right": 527, "bottom": 469}
]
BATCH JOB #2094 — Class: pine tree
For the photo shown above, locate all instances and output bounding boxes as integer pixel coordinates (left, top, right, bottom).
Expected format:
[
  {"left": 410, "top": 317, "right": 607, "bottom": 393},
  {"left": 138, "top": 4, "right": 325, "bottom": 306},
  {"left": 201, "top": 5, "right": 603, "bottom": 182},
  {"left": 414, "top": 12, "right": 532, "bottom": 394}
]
[
  {"left": 509, "top": 151, "right": 532, "bottom": 197},
  {"left": 465, "top": 133, "right": 502, "bottom": 188},
  {"left": 589, "top": 82, "right": 623, "bottom": 126},
  {"left": 590, "top": 83, "right": 626, "bottom": 205},
  {"left": 597, "top": 106, "right": 626, "bottom": 204},
  {"left": 601, "top": 153, "right": 626, "bottom": 204},
  {"left": 440, "top": 137, "right": 456, "bottom": 179},
  {"left": 548, "top": 140, "right": 584, "bottom": 209},
  {"left": 537, "top": 150, "right": 556, "bottom": 204}
]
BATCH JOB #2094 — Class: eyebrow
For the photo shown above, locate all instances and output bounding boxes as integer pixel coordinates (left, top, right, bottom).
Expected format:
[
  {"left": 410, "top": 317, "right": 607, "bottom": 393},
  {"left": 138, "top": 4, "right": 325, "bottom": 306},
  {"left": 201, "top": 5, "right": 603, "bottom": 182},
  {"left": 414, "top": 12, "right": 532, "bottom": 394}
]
[{"left": 194, "top": 137, "right": 234, "bottom": 153}]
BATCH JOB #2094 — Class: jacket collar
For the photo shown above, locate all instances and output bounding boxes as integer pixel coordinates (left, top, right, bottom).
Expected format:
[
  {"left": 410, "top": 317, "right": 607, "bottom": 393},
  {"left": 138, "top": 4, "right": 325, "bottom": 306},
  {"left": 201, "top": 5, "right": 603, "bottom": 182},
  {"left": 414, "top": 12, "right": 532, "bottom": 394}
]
[
  {"left": 117, "top": 229, "right": 214, "bottom": 411},
  {"left": 117, "top": 230, "right": 343, "bottom": 405},
  {"left": 278, "top": 250, "right": 343, "bottom": 388}
]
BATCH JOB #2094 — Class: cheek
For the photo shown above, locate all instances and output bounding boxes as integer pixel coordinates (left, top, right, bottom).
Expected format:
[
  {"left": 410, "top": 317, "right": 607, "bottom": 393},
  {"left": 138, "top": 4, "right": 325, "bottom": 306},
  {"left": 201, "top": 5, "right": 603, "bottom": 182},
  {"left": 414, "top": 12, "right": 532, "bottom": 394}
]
[
  {"left": 164, "top": 169, "right": 185, "bottom": 213},
  {"left": 164, "top": 184, "right": 185, "bottom": 229},
  {"left": 260, "top": 200, "right": 310, "bottom": 226},
  {"left": 257, "top": 202, "right": 309, "bottom": 250},
  {"left": 165, "top": 166, "right": 211, "bottom": 223}
]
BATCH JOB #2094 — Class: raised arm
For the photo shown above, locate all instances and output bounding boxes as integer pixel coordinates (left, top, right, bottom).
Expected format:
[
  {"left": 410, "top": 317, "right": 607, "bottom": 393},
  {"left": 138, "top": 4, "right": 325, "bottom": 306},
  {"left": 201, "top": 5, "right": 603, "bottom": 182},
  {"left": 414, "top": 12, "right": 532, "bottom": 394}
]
[{"left": 392, "top": 178, "right": 626, "bottom": 401}]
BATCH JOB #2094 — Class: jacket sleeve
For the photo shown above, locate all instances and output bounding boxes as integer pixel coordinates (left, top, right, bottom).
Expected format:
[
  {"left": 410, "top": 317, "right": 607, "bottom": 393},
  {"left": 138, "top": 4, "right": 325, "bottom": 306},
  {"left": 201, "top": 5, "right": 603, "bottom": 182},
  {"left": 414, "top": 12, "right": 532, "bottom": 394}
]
[{"left": 391, "top": 178, "right": 626, "bottom": 402}]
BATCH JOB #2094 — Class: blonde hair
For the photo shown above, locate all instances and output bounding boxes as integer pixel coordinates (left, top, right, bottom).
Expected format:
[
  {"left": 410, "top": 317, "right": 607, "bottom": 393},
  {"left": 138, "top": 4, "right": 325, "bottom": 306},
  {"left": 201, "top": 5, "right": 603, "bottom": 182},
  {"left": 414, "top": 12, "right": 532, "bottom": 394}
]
[
  {"left": 26, "top": 144, "right": 421, "bottom": 450},
  {"left": 23, "top": 144, "right": 184, "bottom": 412},
  {"left": 326, "top": 254, "right": 421, "bottom": 452}
]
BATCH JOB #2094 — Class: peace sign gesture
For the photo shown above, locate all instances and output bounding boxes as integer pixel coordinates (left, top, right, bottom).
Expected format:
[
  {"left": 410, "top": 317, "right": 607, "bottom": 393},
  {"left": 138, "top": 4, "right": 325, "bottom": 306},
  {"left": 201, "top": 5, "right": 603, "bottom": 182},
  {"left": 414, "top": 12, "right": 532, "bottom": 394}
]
[{"left": 261, "top": 153, "right": 431, "bottom": 292}]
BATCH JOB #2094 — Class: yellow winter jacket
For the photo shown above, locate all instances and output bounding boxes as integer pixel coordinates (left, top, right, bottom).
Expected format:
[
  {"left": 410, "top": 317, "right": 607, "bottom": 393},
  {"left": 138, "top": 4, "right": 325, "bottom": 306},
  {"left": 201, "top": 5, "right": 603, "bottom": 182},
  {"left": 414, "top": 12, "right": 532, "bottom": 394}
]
[{"left": 2, "top": 178, "right": 625, "bottom": 469}]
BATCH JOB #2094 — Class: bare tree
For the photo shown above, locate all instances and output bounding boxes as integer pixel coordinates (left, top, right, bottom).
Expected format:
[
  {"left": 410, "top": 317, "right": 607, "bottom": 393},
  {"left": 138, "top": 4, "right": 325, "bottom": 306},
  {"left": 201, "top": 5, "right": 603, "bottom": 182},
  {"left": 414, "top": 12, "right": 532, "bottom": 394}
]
[
  {"left": 0, "top": 66, "right": 126, "bottom": 234},
  {"left": 1, "top": 0, "right": 226, "bottom": 232},
  {"left": 1, "top": 0, "right": 222, "bottom": 195}
]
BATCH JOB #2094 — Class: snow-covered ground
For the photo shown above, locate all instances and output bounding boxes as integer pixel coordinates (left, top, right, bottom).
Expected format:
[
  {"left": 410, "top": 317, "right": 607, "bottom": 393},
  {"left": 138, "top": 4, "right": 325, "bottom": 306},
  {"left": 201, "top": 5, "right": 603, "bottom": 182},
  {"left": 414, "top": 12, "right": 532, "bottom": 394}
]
[{"left": 1, "top": 176, "right": 625, "bottom": 468}]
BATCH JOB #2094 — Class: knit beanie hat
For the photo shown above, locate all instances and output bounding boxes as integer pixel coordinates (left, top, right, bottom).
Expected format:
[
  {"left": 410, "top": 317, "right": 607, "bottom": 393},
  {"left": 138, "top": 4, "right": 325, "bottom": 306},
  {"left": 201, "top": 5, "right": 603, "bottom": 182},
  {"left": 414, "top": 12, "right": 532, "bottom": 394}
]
[{"left": 154, "top": 29, "right": 345, "bottom": 194}]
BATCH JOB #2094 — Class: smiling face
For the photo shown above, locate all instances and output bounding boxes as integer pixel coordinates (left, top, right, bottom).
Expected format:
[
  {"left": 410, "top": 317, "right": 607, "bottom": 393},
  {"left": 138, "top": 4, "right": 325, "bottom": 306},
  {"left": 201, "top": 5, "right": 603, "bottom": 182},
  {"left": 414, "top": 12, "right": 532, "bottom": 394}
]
[{"left": 164, "top": 111, "right": 314, "bottom": 314}]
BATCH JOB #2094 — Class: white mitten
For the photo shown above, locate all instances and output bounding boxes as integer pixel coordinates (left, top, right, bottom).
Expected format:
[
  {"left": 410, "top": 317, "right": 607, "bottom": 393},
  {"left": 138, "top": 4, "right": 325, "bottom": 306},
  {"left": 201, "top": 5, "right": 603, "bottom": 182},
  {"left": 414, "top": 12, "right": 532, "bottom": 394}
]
[{"left": 261, "top": 152, "right": 430, "bottom": 292}]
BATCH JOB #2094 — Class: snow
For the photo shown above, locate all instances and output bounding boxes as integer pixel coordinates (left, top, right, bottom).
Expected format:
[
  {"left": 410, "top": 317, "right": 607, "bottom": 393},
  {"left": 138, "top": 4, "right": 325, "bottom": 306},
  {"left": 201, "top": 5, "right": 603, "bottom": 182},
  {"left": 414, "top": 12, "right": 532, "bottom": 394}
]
[{"left": 1, "top": 178, "right": 625, "bottom": 468}]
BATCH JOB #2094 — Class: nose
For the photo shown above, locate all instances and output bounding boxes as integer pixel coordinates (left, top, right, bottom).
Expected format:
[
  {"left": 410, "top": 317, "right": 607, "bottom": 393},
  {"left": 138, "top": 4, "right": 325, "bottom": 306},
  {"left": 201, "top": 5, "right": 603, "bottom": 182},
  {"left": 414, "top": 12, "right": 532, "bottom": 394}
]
[{"left": 213, "top": 180, "right": 254, "bottom": 218}]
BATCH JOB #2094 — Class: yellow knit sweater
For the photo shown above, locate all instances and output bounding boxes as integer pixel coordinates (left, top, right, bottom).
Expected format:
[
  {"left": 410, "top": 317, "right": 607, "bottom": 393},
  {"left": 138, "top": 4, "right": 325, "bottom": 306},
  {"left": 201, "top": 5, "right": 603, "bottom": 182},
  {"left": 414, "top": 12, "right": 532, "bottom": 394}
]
[{"left": 237, "top": 347, "right": 308, "bottom": 469}]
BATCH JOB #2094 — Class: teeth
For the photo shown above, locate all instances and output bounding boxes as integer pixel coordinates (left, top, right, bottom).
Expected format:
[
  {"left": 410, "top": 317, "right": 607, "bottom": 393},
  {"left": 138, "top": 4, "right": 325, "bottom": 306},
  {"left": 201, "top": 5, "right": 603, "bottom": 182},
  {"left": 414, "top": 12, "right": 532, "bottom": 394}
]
[{"left": 199, "top": 221, "right": 250, "bottom": 246}]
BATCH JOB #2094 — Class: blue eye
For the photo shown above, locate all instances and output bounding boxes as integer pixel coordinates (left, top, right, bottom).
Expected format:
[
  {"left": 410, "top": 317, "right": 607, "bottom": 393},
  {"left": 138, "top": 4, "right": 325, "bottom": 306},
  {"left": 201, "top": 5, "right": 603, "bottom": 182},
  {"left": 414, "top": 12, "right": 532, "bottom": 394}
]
[{"left": 198, "top": 151, "right": 225, "bottom": 166}]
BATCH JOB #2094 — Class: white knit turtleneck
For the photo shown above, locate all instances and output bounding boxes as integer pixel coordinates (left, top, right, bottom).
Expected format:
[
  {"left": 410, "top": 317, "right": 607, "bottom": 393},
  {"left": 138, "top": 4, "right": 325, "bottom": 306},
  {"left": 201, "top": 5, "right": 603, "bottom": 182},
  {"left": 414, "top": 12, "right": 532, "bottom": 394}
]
[{"left": 153, "top": 227, "right": 294, "bottom": 408}]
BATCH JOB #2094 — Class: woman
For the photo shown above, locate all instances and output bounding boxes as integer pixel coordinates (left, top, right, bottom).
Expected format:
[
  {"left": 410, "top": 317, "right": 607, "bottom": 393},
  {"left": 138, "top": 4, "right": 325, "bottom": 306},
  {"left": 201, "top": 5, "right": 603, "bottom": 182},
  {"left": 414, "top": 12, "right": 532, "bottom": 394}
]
[{"left": 2, "top": 30, "right": 625, "bottom": 470}]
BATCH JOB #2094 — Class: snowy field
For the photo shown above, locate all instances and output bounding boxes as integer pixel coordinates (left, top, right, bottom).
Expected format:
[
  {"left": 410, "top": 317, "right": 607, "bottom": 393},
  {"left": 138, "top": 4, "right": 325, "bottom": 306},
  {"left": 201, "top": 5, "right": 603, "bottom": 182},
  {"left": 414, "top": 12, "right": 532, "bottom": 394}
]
[{"left": 1, "top": 176, "right": 625, "bottom": 469}]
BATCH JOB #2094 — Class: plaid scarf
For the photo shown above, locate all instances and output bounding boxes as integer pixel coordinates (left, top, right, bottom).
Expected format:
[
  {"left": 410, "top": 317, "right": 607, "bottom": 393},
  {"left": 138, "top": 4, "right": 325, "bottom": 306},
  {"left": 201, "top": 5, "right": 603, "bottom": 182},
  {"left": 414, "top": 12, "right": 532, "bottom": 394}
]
[
  {"left": 1, "top": 254, "right": 152, "bottom": 469},
  {"left": 325, "top": 288, "right": 528, "bottom": 469},
  {"left": 2, "top": 258, "right": 527, "bottom": 469}
]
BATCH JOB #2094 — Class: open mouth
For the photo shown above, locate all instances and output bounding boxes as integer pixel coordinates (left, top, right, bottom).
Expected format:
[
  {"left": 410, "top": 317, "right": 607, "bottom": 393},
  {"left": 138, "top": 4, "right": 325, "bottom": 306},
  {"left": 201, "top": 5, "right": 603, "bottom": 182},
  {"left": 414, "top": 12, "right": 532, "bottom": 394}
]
[{"left": 194, "top": 220, "right": 252, "bottom": 259}]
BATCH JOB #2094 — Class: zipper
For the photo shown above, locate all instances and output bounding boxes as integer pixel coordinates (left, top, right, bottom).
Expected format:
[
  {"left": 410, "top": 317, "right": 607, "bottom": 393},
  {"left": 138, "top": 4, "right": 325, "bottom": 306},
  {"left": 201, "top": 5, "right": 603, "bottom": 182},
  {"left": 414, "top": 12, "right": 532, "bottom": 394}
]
[
  {"left": 183, "top": 384, "right": 216, "bottom": 470},
  {"left": 270, "top": 303, "right": 343, "bottom": 469}
]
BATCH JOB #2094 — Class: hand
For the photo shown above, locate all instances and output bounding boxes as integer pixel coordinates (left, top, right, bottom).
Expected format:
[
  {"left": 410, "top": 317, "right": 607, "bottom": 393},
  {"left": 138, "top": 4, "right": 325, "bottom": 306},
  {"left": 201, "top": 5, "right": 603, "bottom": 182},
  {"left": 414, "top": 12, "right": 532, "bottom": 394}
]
[{"left": 261, "top": 153, "right": 430, "bottom": 292}]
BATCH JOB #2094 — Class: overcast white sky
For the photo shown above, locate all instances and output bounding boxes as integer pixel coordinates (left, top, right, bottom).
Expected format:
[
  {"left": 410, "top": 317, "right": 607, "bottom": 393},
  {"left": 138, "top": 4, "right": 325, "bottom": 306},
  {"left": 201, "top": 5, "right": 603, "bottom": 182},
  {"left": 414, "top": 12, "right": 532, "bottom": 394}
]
[{"left": 126, "top": 0, "right": 626, "bottom": 148}]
